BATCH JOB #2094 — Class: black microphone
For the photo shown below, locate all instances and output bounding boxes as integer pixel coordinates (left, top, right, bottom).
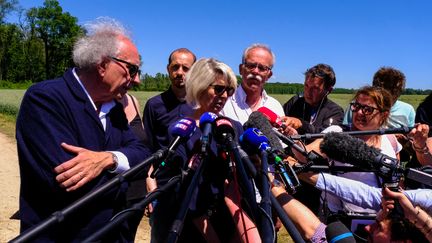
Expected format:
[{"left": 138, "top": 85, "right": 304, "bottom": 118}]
[
  {"left": 325, "top": 221, "right": 355, "bottom": 243},
  {"left": 199, "top": 112, "right": 218, "bottom": 153},
  {"left": 213, "top": 116, "right": 237, "bottom": 144},
  {"left": 238, "top": 147, "right": 257, "bottom": 178},
  {"left": 244, "top": 111, "right": 284, "bottom": 153},
  {"left": 319, "top": 132, "right": 401, "bottom": 179}
]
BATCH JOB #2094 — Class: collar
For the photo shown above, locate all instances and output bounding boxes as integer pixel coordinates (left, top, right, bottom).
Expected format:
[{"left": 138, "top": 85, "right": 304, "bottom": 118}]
[
  {"left": 72, "top": 68, "right": 116, "bottom": 115},
  {"left": 234, "top": 85, "right": 269, "bottom": 105}
]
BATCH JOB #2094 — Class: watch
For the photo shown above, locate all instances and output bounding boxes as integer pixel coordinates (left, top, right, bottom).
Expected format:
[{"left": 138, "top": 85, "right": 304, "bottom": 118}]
[{"left": 108, "top": 152, "right": 118, "bottom": 172}]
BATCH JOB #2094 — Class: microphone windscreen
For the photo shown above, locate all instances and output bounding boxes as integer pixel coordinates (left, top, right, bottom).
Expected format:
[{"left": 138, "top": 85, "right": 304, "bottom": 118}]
[
  {"left": 320, "top": 132, "right": 379, "bottom": 169},
  {"left": 325, "top": 221, "right": 355, "bottom": 243},
  {"left": 257, "top": 106, "right": 282, "bottom": 127},
  {"left": 244, "top": 111, "right": 284, "bottom": 152},
  {"left": 169, "top": 117, "right": 197, "bottom": 138},
  {"left": 199, "top": 112, "right": 218, "bottom": 126},
  {"left": 213, "top": 117, "right": 235, "bottom": 143},
  {"left": 240, "top": 128, "right": 271, "bottom": 151}
]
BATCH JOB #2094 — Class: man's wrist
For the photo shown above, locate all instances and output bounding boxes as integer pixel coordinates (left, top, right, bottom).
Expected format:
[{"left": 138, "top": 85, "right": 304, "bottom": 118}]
[
  {"left": 412, "top": 142, "right": 428, "bottom": 154},
  {"left": 108, "top": 152, "right": 118, "bottom": 172}
]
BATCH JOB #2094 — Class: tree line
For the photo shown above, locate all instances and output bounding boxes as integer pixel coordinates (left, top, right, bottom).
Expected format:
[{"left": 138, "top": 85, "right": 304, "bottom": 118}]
[{"left": 0, "top": 0, "right": 430, "bottom": 95}]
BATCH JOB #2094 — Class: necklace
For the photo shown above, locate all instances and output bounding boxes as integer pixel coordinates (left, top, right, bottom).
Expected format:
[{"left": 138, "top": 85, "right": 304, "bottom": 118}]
[{"left": 303, "top": 96, "right": 325, "bottom": 125}]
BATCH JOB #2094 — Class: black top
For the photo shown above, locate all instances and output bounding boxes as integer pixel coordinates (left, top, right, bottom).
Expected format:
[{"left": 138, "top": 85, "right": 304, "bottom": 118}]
[
  {"left": 415, "top": 93, "right": 432, "bottom": 137},
  {"left": 128, "top": 94, "right": 147, "bottom": 142},
  {"left": 282, "top": 94, "right": 344, "bottom": 214},
  {"left": 143, "top": 87, "right": 193, "bottom": 151}
]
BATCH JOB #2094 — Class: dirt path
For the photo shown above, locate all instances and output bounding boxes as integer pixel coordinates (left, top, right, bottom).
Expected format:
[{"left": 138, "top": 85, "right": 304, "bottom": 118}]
[
  {"left": 0, "top": 132, "right": 150, "bottom": 242},
  {"left": 0, "top": 132, "right": 20, "bottom": 242}
]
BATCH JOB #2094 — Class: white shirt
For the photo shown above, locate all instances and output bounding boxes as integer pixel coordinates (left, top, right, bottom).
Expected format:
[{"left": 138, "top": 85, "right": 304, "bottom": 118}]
[
  {"left": 321, "top": 126, "right": 402, "bottom": 214},
  {"left": 221, "top": 85, "right": 284, "bottom": 125},
  {"left": 72, "top": 68, "right": 129, "bottom": 173}
]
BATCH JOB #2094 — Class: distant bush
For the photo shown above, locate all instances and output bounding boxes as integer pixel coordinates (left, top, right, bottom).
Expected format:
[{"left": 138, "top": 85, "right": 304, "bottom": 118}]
[
  {"left": 0, "top": 80, "right": 33, "bottom": 89},
  {"left": 0, "top": 103, "right": 19, "bottom": 116}
]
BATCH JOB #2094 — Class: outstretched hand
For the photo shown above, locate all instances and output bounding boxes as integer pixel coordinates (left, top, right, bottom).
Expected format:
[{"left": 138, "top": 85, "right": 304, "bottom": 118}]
[
  {"left": 381, "top": 187, "right": 417, "bottom": 221},
  {"left": 54, "top": 143, "right": 114, "bottom": 191},
  {"left": 281, "top": 116, "right": 302, "bottom": 130},
  {"left": 408, "top": 123, "right": 429, "bottom": 150}
]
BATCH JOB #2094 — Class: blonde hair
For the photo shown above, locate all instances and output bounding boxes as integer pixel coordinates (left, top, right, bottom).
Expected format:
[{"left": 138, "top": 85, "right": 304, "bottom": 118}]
[{"left": 185, "top": 58, "right": 237, "bottom": 109}]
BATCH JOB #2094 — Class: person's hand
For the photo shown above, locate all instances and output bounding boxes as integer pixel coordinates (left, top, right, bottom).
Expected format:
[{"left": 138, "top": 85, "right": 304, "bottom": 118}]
[
  {"left": 281, "top": 116, "right": 302, "bottom": 130},
  {"left": 144, "top": 173, "right": 157, "bottom": 217},
  {"left": 408, "top": 123, "right": 430, "bottom": 151},
  {"left": 54, "top": 143, "right": 115, "bottom": 191},
  {"left": 145, "top": 202, "right": 154, "bottom": 217},
  {"left": 281, "top": 124, "right": 298, "bottom": 136},
  {"left": 382, "top": 187, "right": 417, "bottom": 222}
]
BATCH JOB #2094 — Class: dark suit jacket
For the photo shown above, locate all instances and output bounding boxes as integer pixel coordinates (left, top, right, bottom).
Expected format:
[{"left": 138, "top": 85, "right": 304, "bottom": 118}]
[{"left": 16, "top": 68, "right": 149, "bottom": 242}]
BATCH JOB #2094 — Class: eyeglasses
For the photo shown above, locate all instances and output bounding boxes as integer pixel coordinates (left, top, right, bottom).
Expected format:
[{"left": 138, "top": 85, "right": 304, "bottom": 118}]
[
  {"left": 350, "top": 102, "right": 380, "bottom": 115},
  {"left": 209, "top": 84, "right": 235, "bottom": 96},
  {"left": 109, "top": 56, "right": 141, "bottom": 79},
  {"left": 243, "top": 62, "right": 272, "bottom": 73}
]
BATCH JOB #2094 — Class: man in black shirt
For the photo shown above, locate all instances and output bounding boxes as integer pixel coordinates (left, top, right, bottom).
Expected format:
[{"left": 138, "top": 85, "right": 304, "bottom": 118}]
[
  {"left": 282, "top": 63, "right": 343, "bottom": 135},
  {"left": 282, "top": 63, "right": 343, "bottom": 214},
  {"left": 143, "top": 48, "right": 196, "bottom": 152},
  {"left": 142, "top": 48, "right": 196, "bottom": 242}
]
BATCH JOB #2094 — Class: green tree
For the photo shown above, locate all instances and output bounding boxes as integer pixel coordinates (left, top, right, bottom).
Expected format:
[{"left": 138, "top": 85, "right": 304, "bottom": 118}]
[{"left": 26, "top": 0, "right": 83, "bottom": 80}]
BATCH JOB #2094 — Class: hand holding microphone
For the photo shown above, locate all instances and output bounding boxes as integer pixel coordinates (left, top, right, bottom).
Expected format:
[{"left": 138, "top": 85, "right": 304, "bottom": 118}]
[
  {"left": 280, "top": 116, "right": 302, "bottom": 130},
  {"left": 257, "top": 106, "right": 300, "bottom": 135},
  {"left": 408, "top": 123, "right": 430, "bottom": 153}
]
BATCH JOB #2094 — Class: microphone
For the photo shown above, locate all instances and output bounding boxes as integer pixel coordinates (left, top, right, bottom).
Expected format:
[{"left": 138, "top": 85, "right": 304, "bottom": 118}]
[
  {"left": 238, "top": 147, "right": 257, "bottom": 178},
  {"left": 199, "top": 112, "right": 218, "bottom": 153},
  {"left": 213, "top": 117, "right": 262, "bottom": 215},
  {"left": 151, "top": 117, "right": 197, "bottom": 178},
  {"left": 240, "top": 128, "right": 297, "bottom": 193},
  {"left": 319, "top": 132, "right": 402, "bottom": 182},
  {"left": 213, "top": 116, "right": 237, "bottom": 144},
  {"left": 321, "top": 132, "right": 408, "bottom": 219},
  {"left": 325, "top": 221, "right": 355, "bottom": 243},
  {"left": 240, "top": 128, "right": 272, "bottom": 151},
  {"left": 244, "top": 111, "right": 284, "bottom": 153},
  {"left": 167, "top": 117, "right": 197, "bottom": 153},
  {"left": 257, "top": 106, "right": 286, "bottom": 129}
]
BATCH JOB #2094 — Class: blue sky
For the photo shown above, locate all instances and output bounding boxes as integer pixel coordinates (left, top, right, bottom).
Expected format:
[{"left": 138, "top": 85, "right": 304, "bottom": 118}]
[{"left": 7, "top": 0, "right": 432, "bottom": 89}]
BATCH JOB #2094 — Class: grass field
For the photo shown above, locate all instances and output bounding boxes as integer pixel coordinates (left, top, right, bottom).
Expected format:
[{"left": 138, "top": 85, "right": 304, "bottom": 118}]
[
  {"left": 0, "top": 89, "right": 427, "bottom": 152},
  {"left": 0, "top": 88, "right": 427, "bottom": 142},
  {"left": 0, "top": 89, "right": 427, "bottom": 116}
]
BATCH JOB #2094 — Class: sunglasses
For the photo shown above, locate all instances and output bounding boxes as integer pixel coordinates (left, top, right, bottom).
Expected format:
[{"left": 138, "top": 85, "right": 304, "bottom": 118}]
[
  {"left": 109, "top": 56, "right": 141, "bottom": 79},
  {"left": 243, "top": 62, "right": 272, "bottom": 73},
  {"left": 350, "top": 102, "right": 380, "bottom": 115},
  {"left": 209, "top": 84, "right": 235, "bottom": 96}
]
